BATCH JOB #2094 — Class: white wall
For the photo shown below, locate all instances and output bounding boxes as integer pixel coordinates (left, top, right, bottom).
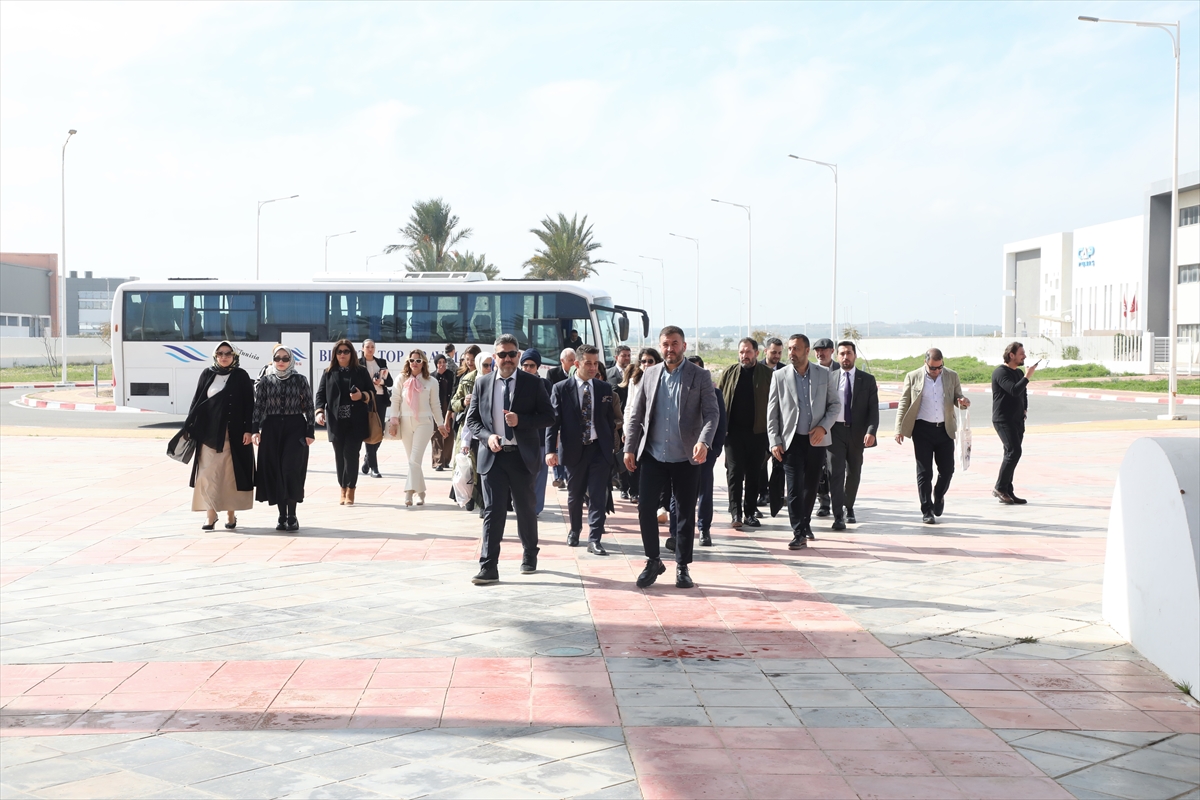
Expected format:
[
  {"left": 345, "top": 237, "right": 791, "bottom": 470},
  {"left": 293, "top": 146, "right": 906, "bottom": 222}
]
[
  {"left": 0, "top": 337, "right": 111, "bottom": 368},
  {"left": 1073, "top": 216, "right": 1145, "bottom": 334},
  {"left": 1002, "top": 232, "right": 1072, "bottom": 338}
]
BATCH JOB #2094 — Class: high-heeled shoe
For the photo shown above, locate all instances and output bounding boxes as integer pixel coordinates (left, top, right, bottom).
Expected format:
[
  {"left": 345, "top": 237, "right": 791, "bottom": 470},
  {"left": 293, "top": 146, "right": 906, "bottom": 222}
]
[
  {"left": 225, "top": 516, "right": 237, "bottom": 530},
  {"left": 417, "top": 492, "right": 426, "bottom": 506},
  {"left": 201, "top": 519, "right": 217, "bottom": 531},
  {"left": 405, "top": 490, "right": 414, "bottom": 507}
]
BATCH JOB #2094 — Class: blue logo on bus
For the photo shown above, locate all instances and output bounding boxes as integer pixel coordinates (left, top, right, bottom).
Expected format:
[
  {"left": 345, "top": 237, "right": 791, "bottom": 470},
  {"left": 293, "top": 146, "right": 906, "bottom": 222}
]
[{"left": 162, "top": 345, "right": 208, "bottom": 363}]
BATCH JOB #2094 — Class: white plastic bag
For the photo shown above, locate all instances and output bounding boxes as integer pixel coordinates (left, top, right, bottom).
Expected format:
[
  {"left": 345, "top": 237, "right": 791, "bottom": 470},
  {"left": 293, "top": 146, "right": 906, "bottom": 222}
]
[
  {"left": 451, "top": 450, "right": 474, "bottom": 508},
  {"left": 958, "top": 408, "right": 972, "bottom": 471}
]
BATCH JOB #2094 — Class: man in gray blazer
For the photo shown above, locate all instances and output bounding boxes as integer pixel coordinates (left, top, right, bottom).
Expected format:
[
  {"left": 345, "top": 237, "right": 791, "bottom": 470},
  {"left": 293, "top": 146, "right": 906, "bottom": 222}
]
[
  {"left": 624, "top": 326, "right": 720, "bottom": 589},
  {"left": 767, "top": 334, "right": 842, "bottom": 550}
]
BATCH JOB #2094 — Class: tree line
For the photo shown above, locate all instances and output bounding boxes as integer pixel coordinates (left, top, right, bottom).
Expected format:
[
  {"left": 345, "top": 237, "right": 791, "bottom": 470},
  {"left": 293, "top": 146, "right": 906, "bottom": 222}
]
[{"left": 385, "top": 198, "right": 609, "bottom": 282}]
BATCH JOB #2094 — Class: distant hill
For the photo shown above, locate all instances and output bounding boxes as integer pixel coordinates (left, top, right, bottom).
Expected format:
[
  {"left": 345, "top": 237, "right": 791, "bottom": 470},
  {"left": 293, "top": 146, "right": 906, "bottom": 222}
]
[{"left": 697, "top": 321, "right": 1001, "bottom": 339}]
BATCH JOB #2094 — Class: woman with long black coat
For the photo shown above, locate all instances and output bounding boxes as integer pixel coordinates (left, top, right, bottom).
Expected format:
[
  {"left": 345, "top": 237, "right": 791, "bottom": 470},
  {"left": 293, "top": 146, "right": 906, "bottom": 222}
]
[
  {"left": 360, "top": 339, "right": 392, "bottom": 479},
  {"left": 253, "top": 344, "right": 315, "bottom": 531},
  {"left": 315, "top": 338, "right": 374, "bottom": 506},
  {"left": 182, "top": 340, "right": 255, "bottom": 530}
]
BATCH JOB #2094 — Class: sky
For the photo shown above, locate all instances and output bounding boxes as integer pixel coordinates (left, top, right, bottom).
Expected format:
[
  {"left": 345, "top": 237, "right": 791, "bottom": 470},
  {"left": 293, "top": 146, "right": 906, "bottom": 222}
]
[{"left": 2, "top": 0, "right": 1197, "bottom": 334}]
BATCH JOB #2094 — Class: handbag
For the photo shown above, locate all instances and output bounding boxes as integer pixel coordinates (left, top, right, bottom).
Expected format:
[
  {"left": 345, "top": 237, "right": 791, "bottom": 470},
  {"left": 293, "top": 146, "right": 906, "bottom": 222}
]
[
  {"left": 364, "top": 392, "right": 384, "bottom": 445},
  {"left": 451, "top": 450, "right": 474, "bottom": 508},
  {"left": 166, "top": 429, "right": 196, "bottom": 464},
  {"left": 958, "top": 408, "right": 972, "bottom": 471}
]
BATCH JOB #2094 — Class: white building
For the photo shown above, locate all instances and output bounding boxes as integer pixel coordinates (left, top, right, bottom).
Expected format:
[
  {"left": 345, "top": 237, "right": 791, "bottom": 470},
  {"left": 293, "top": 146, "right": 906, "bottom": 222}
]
[{"left": 1003, "top": 172, "right": 1200, "bottom": 340}]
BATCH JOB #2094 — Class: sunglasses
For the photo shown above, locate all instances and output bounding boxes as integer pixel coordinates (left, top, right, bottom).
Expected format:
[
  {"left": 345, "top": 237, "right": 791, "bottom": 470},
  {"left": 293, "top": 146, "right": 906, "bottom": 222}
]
[
  {"left": 495, "top": 350, "right": 520, "bottom": 359},
  {"left": 409, "top": 357, "right": 424, "bottom": 362},
  {"left": 273, "top": 355, "right": 291, "bottom": 362},
  {"left": 336, "top": 349, "right": 352, "bottom": 355},
  {"left": 640, "top": 359, "right": 656, "bottom": 365},
  {"left": 215, "top": 351, "right": 234, "bottom": 358},
  {"left": 928, "top": 365, "right": 944, "bottom": 372}
]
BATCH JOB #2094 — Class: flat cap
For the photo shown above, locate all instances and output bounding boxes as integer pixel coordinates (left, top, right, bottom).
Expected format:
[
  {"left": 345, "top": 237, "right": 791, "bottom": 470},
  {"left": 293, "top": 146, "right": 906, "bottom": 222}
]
[{"left": 812, "top": 337, "right": 835, "bottom": 349}]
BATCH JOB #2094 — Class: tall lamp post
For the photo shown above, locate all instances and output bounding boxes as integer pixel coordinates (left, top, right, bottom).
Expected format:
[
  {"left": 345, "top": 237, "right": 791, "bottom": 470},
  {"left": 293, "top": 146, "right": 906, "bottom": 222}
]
[
  {"left": 256, "top": 194, "right": 299, "bottom": 279},
  {"left": 325, "top": 230, "right": 356, "bottom": 272},
  {"left": 728, "top": 286, "right": 743, "bottom": 340},
  {"left": 366, "top": 253, "right": 384, "bottom": 271},
  {"left": 669, "top": 233, "right": 701, "bottom": 343},
  {"left": 712, "top": 199, "right": 752, "bottom": 333},
  {"left": 638, "top": 255, "right": 667, "bottom": 326},
  {"left": 623, "top": 268, "right": 647, "bottom": 324},
  {"left": 60, "top": 129, "right": 76, "bottom": 385},
  {"left": 619, "top": 279, "right": 644, "bottom": 344},
  {"left": 1079, "top": 14, "right": 1183, "bottom": 419},
  {"left": 788, "top": 155, "right": 838, "bottom": 340},
  {"left": 859, "top": 290, "right": 870, "bottom": 339}
]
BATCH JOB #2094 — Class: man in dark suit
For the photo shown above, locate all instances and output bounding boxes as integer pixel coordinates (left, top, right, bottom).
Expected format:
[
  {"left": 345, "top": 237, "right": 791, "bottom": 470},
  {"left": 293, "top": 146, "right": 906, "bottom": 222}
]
[
  {"left": 758, "top": 337, "right": 786, "bottom": 515},
  {"left": 545, "top": 347, "right": 576, "bottom": 488},
  {"left": 624, "top": 326, "right": 720, "bottom": 589},
  {"left": 606, "top": 345, "right": 631, "bottom": 384},
  {"left": 827, "top": 341, "right": 880, "bottom": 529},
  {"left": 546, "top": 344, "right": 617, "bottom": 556},
  {"left": 466, "top": 334, "right": 555, "bottom": 585}
]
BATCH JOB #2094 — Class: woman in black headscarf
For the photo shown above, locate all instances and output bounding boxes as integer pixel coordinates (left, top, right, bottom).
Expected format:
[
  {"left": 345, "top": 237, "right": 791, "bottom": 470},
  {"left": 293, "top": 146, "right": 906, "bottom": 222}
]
[
  {"left": 253, "top": 344, "right": 315, "bottom": 531},
  {"left": 183, "top": 340, "right": 255, "bottom": 530}
]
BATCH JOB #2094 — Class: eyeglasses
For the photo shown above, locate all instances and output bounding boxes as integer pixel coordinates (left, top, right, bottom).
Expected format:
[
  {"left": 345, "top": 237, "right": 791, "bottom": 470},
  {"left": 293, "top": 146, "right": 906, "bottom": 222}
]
[
  {"left": 215, "top": 351, "right": 234, "bottom": 358},
  {"left": 336, "top": 349, "right": 352, "bottom": 355},
  {"left": 273, "top": 355, "right": 291, "bottom": 362},
  {"left": 495, "top": 350, "right": 519, "bottom": 359}
]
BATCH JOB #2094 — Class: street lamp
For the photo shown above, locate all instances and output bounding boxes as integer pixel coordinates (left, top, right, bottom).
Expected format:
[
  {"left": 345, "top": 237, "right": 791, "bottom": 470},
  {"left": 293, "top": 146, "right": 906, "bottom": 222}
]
[
  {"left": 1079, "top": 14, "right": 1183, "bottom": 419},
  {"left": 859, "top": 290, "right": 870, "bottom": 339},
  {"left": 619, "top": 279, "right": 644, "bottom": 344},
  {"left": 728, "top": 286, "right": 743, "bottom": 340},
  {"left": 637, "top": 255, "right": 667, "bottom": 325},
  {"left": 366, "top": 253, "right": 384, "bottom": 271},
  {"left": 788, "top": 155, "right": 838, "bottom": 341},
  {"left": 623, "top": 268, "right": 647, "bottom": 321},
  {"left": 256, "top": 194, "right": 300, "bottom": 279},
  {"left": 712, "top": 199, "right": 752, "bottom": 333},
  {"left": 60, "top": 129, "right": 76, "bottom": 385},
  {"left": 325, "top": 230, "right": 356, "bottom": 272},
  {"left": 669, "top": 233, "right": 701, "bottom": 343}
]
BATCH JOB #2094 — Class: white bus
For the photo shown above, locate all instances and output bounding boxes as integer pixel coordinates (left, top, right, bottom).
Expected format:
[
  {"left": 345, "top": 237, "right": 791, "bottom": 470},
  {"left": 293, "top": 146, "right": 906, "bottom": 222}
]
[{"left": 111, "top": 272, "right": 648, "bottom": 413}]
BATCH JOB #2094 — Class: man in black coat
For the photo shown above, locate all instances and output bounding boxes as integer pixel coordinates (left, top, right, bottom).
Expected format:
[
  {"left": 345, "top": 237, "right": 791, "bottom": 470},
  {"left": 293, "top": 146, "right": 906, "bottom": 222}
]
[
  {"left": 466, "top": 334, "right": 555, "bottom": 584},
  {"left": 546, "top": 344, "right": 617, "bottom": 556},
  {"left": 827, "top": 340, "right": 880, "bottom": 529},
  {"left": 992, "top": 341, "right": 1034, "bottom": 505},
  {"left": 545, "top": 347, "right": 577, "bottom": 488}
]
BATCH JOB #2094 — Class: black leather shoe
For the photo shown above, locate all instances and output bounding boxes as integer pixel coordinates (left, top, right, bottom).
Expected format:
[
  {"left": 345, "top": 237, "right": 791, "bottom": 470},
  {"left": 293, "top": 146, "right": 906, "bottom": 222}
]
[
  {"left": 802, "top": 524, "right": 815, "bottom": 541},
  {"left": 730, "top": 514, "right": 743, "bottom": 529},
  {"left": 361, "top": 462, "right": 370, "bottom": 475},
  {"left": 370, "top": 469, "right": 382, "bottom": 479},
  {"left": 788, "top": 535, "right": 808, "bottom": 550},
  {"left": 757, "top": 494, "right": 769, "bottom": 507},
  {"left": 472, "top": 568, "right": 500, "bottom": 585},
  {"left": 992, "top": 489, "right": 1015, "bottom": 505},
  {"left": 587, "top": 541, "right": 608, "bottom": 556},
  {"left": 276, "top": 519, "right": 288, "bottom": 531},
  {"left": 201, "top": 521, "right": 216, "bottom": 531},
  {"left": 567, "top": 530, "right": 580, "bottom": 547},
  {"left": 816, "top": 507, "right": 831, "bottom": 518},
  {"left": 846, "top": 509, "right": 857, "bottom": 524},
  {"left": 224, "top": 517, "right": 237, "bottom": 530},
  {"left": 1010, "top": 494, "right": 1028, "bottom": 505},
  {"left": 520, "top": 562, "right": 537, "bottom": 574},
  {"left": 831, "top": 519, "right": 847, "bottom": 531},
  {"left": 286, "top": 518, "right": 299, "bottom": 532},
  {"left": 743, "top": 514, "right": 761, "bottom": 528},
  {"left": 922, "top": 513, "right": 936, "bottom": 524},
  {"left": 675, "top": 565, "right": 694, "bottom": 589},
  {"left": 664, "top": 537, "right": 676, "bottom": 552},
  {"left": 620, "top": 490, "right": 629, "bottom": 500},
  {"left": 636, "top": 558, "right": 666, "bottom": 588},
  {"left": 699, "top": 531, "right": 713, "bottom": 547},
  {"left": 933, "top": 496, "right": 945, "bottom": 517}
]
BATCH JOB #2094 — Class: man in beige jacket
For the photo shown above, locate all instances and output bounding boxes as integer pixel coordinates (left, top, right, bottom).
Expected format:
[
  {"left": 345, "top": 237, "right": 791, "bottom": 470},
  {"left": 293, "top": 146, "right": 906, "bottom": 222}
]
[{"left": 894, "top": 348, "right": 970, "bottom": 524}]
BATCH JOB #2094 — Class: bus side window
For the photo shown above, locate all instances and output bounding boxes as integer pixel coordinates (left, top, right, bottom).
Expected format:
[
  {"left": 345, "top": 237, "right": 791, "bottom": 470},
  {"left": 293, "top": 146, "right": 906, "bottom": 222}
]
[{"left": 125, "top": 292, "right": 187, "bottom": 340}]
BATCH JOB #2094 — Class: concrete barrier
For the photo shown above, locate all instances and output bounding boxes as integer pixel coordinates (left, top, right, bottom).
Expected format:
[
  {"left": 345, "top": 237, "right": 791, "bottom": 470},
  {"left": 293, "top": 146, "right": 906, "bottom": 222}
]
[
  {"left": 1103, "top": 438, "right": 1199, "bottom": 699},
  {"left": 0, "top": 337, "right": 111, "bottom": 368}
]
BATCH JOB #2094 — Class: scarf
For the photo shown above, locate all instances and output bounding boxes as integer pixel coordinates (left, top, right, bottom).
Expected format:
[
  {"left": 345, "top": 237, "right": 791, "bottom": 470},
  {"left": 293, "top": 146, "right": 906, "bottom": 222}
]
[
  {"left": 209, "top": 340, "right": 239, "bottom": 374},
  {"left": 268, "top": 344, "right": 297, "bottom": 382},
  {"left": 404, "top": 376, "right": 422, "bottom": 417}
]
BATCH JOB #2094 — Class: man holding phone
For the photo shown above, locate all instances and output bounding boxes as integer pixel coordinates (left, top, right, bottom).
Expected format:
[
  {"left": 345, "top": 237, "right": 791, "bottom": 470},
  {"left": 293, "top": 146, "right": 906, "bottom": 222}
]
[{"left": 992, "top": 342, "right": 1036, "bottom": 505}]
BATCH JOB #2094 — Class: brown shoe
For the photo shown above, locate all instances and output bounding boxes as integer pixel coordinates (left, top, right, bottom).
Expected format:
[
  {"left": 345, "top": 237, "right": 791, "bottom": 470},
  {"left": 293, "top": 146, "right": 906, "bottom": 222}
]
[
  {"left": 346, "top": 488, "right": 355, "bottom": 506},
  {"left": 339, "top": 487, "right": 347, "bottom": 505}
]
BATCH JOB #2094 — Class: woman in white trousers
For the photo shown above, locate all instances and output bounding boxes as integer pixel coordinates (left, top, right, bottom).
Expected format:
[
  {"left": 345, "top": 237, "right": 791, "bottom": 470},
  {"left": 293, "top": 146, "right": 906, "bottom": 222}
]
[{"left": 388, "top": 349, "right": 448, "bottom": 506}]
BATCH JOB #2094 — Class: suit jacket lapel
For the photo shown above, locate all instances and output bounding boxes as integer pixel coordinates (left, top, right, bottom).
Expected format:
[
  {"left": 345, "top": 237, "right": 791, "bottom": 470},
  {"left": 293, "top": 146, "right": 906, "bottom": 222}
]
[{"left": 479, "top": 373, "right": 494, "bottom": 433}]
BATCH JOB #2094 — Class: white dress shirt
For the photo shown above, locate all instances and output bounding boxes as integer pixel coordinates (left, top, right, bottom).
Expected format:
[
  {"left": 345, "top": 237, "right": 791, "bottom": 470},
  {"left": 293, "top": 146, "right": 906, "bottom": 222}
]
[
  {"left": 837, "top": 366, "right": 856, "bottom": 424},
  {"left": 575, "top": 376, "right": 597, "bottom": 443},
  {"left": 916, "top": 370, "right": 945, "bottom": 424},
  {"left": 491, "top": 373, "right": 517, "bottom": 445}
]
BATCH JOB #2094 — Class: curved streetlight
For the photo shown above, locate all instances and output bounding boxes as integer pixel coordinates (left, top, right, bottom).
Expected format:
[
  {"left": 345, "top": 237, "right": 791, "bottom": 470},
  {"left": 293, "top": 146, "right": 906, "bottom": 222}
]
[
  {"left": 366, "top": 253, "right": 385, "bottom": 271},
  {"left": 256, "top": 194, "right": 300, "bottom": 279},
  {"left": 788, "top": 154, "right": 838, "bottom": 341},
  {"left": 1079, "top": 14, "right": 1183, "bottom": 419},
  {"left": 60, "top": 129, "right": 77, "bottom": 385},
  {"left": 712, "top": 199, "right": 752, "bottom": 333},
  {"left": 728, "top": 286, "right": 744, "bottom": 340},
  {"left": 637, "top": 255, "right": 667, "bottom": 325},
  {"left": 669, "top": 233, "right": 701, "bottom": 344},
  {"left": 324, "top": 230, "right": 356, "bottom": 272}
]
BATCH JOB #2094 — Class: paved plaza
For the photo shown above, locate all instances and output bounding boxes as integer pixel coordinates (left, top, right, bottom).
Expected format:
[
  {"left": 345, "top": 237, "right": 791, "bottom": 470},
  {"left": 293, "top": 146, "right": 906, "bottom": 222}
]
[{"left": 1, "top": 419, "right": 1198, "bottom": 799}]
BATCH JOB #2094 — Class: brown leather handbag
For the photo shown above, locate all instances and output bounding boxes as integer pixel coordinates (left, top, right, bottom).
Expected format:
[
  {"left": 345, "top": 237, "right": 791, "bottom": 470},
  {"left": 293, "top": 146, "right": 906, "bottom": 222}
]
[{"left": 365, "top": 393, "right": 384, "bottom": 445}]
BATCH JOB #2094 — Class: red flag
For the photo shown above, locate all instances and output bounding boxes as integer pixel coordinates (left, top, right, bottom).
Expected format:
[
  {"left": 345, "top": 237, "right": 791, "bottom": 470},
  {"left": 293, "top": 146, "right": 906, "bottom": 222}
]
[
  {"left": 1122, "top": 294, "right": 1128, "bottom": 318},
  {"left": 1130, "top": 294, "right": 1138, "bottom": 314}
]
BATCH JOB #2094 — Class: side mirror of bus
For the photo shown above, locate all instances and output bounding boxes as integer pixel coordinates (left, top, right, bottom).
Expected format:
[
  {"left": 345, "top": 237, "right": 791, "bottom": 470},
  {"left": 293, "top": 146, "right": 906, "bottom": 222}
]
[{"left": 617, "top": 313, "right": 630, "bottom": 342}]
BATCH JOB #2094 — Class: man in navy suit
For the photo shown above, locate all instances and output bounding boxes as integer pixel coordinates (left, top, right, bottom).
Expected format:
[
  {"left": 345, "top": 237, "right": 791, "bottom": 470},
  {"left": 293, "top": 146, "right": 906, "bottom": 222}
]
[
  {"left": 546, "top": 344, "right": 617, "bottom": 556},
  {"left": 466, "top": 334, "right": 555, "bottom": 585}
]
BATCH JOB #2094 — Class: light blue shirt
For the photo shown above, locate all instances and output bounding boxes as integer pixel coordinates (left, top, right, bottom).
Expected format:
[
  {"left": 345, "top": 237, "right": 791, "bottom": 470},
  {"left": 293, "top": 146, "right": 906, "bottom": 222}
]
[
  {"left": 792, "top": 363, "right": 813, "bottom": 437},
  {"left": 646, "top": 364, "right": 688, "bottom": 462}
]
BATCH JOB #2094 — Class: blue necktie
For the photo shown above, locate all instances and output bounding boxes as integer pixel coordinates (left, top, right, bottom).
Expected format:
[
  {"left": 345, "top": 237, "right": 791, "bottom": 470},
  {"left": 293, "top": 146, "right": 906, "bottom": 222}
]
[{"left": 502, "top": 378, "right": 514, "bottom": 441}]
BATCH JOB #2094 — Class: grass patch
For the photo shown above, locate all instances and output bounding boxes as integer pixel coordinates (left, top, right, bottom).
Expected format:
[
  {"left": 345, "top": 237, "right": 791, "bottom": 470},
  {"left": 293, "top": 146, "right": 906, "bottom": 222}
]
[
  {"left": 862, "top": 356, "right": 1115, "bottom": 384},
  {"left": 0, "top": 364, "right": 113, "bottom": 384},
  {"left": 1014, "top": 635, "right": 1039, "bottom": 644},
  {"left": 1054, "top": 379, "right": 1200, "bottom": 395},
  {"left": 1175, "top": 680, "right": 1193, "bottom": 695}
]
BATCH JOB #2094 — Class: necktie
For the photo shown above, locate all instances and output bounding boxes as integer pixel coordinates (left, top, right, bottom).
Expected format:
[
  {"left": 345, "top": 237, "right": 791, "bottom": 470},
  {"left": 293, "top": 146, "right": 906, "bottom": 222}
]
[
  {"left": 502, "top": 378, "right": 514, "bottom": 441},
  {"left": 844, "top": 373, "right": 853, "bottom": 423},
  {"left": 581, "top": 380, "right": 593, "bottom": 444}
]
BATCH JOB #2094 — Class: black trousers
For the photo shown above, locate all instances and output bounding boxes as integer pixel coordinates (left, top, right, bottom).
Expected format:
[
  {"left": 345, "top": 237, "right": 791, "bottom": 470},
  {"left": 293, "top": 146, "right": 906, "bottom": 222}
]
[
  {"left": 827, "top": 423, "right": 866, "bottom": 518},
  {"left": 782, "top": 436, "right": 825, "bottom": 534},
  {"left": 912, "top": 420, "right": 955, "bottom": 514},
  {"left": 637, "top": 455, "right": 699, "bottom": 565},
  {"left": 479, "top": 450, "right": 539, "bottom": 570},
  {"left": 330, "top": 423, "right": 363, "bottom": 489},
  {"left": 759, "top": 456, "right": 785, "bottom": 512},
  {"left": 994, "top": 421, "right": 1024, "bottom": 495},
  {"left": 817, "top": 462, "right": 831, "bottom": 512},
  {"left": 566, "top": 442, "right": 611, "bottom": 541},
  {"left": 670, "top": 457, "right": 716, "bottom": 536},
  {"left": 724, "top": 431, "right": 767, "bottom": 518},
  {"left": 363, "top": 398, "right": 387, "bottom": 472}
]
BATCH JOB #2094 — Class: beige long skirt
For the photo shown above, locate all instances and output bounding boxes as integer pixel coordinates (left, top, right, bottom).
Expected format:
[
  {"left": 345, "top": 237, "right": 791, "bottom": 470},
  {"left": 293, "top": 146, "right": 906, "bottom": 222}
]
[{"left": 192, "top": 435, "right": 253, "bottom": 513}]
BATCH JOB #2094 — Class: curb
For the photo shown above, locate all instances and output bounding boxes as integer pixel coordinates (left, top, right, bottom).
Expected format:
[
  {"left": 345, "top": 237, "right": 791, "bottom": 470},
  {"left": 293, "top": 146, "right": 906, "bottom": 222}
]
[
  {"left": 14, "top": 393, "right": 155, "bottom": 414},
  {"left": 0, "top": 382, "right": 97, "bottom": 390},
  {"left": 878, "top": 383, "right": 1198, "bottom": 406}
]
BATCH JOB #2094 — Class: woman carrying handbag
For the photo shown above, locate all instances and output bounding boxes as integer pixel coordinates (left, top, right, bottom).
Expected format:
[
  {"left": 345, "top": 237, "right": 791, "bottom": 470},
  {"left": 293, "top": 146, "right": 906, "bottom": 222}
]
[
  {"left": 315, "top": 338, "right": 374, "bottom": 506},
  {"left": 387, "top": 348, "right": 447, "bottom": 507}
]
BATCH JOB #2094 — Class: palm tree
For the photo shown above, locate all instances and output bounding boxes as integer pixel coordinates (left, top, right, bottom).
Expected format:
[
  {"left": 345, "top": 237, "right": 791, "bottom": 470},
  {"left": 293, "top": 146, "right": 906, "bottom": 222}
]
[
  {"left": 448, "top": 250, "right": 500, "bottom": 280},
  {"left": 386, "top": 198, "right": 472, "bottom": 272},
  {"left": 523, "top": 213, "right": 609, "bottom": 281}
]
